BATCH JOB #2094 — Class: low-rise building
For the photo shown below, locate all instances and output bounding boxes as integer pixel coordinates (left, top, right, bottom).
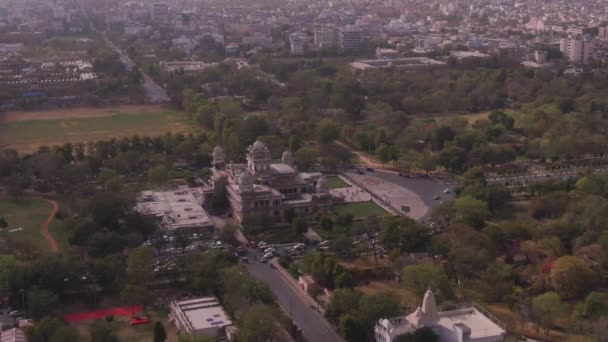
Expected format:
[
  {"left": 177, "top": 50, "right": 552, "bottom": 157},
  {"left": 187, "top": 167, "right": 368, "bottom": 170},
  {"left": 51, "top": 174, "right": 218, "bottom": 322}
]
[
  {"left": 350, "top": 57, "right": 446, "bottom": 71},
  {"left": 136, "top": 186, "right": 215, "bottom": 233},
  {"left": 375, "top": 289, "right": 506, "bottom": 342},
  {"left": 159, "top": 61, "right": 217, "bottom": 76},
  {"left": 170, "top": 297, "right": 233, "bottom": 340}
]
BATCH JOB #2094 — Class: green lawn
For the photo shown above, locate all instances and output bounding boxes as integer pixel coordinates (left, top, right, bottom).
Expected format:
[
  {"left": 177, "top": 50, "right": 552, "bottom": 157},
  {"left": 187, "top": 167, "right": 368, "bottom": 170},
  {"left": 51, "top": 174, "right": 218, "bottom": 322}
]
[
  {"left": 0, "top": 197, "right": 69, "bottom": 254},
  {"left": 0, "top": 107, "right": 193, "bottom": 152},
  {"left": 326, "top": 176, "right": 351, "bottom": 189},
  {"left": 332, "top": 201, "right": 388, "bottom": 218}
]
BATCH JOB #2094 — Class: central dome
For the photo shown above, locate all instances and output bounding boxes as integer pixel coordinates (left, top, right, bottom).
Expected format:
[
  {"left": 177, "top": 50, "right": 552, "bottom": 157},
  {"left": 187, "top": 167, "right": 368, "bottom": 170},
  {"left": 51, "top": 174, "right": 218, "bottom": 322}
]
[{"left": 251, "top": 140, "right": 268, "bottom": 152}]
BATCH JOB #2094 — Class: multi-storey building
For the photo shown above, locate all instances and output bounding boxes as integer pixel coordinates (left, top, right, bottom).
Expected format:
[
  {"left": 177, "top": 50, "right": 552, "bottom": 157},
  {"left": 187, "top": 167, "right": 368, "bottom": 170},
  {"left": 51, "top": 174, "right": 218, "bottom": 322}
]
[
  {"left": 289, "top": 33, "right": 305, "bottom": 55},
  {"left": 339, "top": 25, "right": 363, "bottom": 54},
  {"left": 152, "top": 3, "right": 169, "bottom": 23},
  {"left": 560, "top": 36, "right": 593, "bottom": 64},
  {"left": 313, "top": 26, "right": 336, "bottom": 48}
]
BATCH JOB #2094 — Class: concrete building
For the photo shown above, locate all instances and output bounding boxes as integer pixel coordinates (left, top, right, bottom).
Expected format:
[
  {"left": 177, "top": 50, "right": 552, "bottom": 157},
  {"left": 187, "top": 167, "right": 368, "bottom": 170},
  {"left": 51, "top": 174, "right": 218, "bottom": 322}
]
[
  {"left": 534, "top": 50, "right": 548, "bottom": 64},
  {"left": 0, "top": 328, "right": 26, "bottom": 342},
  {"left": 339, "top": 25, "right": 363, "bottom": 54},
  {"left": 313, "top": 26, "right": 336, "bottom": 48},
  {"left": 152, "top": 3, "right": 169, "bottom": 23},
  {"left": 350, "top": 57, "right": 446, "bottom": 71},
  {"left": 170, "top": 297, "right": 232, "bottom": 340},
  {"left": 290, "top": 33, "right": 305, "bottom": 55},
  {"left": 560, "top": 36, "right": 592, "bottom": 63},
  {"left": 206, "top": 141, "right": 332, "bottom": 225},
  {"left": 160, "top": 61, "right": 216, "bottom": 75},
  {"left": 136, "top": 186, "right": 215, "bottom": 233},
  {"left": 375, "top": 289, "right": 506, "bottom": 342},
  {"left": 375, "top": 48, "right": 398, "bottom": 59}
]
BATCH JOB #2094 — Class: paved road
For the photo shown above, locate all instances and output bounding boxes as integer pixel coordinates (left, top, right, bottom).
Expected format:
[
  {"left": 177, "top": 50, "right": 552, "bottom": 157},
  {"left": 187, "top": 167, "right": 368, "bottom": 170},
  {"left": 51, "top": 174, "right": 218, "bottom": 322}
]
[
  {"left": 81, "top": 3, "right": 170, "bottom": 104},
  {"left": 357, "top": 170, "right": 455, "bottom": 221},
  {"left": 244, "top": 253, "right": 344, "bottom": 342}
]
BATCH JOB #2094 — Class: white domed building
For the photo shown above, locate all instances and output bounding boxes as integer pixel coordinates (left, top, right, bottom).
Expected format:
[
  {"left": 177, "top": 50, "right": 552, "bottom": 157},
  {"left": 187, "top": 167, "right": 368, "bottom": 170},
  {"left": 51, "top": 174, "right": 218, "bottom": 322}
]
[
  {"left": 374, "top": 289, "right": 506, "bottom": 342},
  {"left": 207, "top": 139, "right": 333, "bottom": 224}
]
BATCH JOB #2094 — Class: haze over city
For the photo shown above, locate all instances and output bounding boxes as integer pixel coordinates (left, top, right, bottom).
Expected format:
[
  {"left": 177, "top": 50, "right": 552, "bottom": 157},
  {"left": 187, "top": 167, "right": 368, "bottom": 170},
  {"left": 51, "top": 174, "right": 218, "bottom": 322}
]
[{"left": 0, "top": 0, "right": 608, "bottom": 342}]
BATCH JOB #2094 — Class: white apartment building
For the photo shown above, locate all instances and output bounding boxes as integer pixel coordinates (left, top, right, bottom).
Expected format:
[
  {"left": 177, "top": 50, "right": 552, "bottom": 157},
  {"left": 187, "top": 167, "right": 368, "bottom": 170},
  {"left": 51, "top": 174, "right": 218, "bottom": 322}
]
[
  {"left": 313, "top": 27, "right": 336, "bottom": 48},
  {"left": 290, "top": 33, "right": 305, "bottom": 55},
  {"left": 375, "top": 289, "right": 506, "bottom": 342},
  {"left": 560, "top": 36, "right": 593, "bottom": 64}
]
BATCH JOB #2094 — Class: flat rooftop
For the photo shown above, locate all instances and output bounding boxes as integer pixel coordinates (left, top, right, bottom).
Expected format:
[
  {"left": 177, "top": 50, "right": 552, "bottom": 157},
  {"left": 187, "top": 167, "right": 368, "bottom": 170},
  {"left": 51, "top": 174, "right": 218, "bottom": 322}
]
[
  {"left": 436, "top": 307, "right": 505, "bottom": 339},
  {"left": 136, "top": 186, "right": 213, "bottom": 230},
  {"left": 173, "top": 297, "right": 232, "bottom": 331},
  {"left": 350, "top": 57, "right": 446, "bottom": 70}
]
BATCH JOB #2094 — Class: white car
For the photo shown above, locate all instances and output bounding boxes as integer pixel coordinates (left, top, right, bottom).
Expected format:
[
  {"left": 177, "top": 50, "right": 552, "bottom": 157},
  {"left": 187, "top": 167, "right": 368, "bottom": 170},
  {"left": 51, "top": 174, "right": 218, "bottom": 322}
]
[
  {"left": 319, "top": 240, "right": 331, "bottom": 247},
  {"left": 264, "top": 247, "right": 276, "bottom": 254},
  {"left": 293, "top": 243, "right": 305, "bottom": 251},
  {"left": 262, "top": 252, "right": 275, "bottom": 260},
  {"left": 443, "top": 188, "right": 451, "bottom": 194}
]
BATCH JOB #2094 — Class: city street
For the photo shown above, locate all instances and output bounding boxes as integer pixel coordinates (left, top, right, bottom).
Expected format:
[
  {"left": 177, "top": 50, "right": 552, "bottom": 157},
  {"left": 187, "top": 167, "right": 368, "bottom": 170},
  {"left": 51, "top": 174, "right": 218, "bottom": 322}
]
[{"left": 244, "top": 252, "right": 344, "bottom": 342}]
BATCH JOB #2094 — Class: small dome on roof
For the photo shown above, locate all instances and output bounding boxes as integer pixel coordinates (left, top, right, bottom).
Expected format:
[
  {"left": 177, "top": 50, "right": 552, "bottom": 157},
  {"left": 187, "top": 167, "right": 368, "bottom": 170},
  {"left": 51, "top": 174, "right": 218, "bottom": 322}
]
[
  {"left": 282, "top": 150, "right": 294, "bottom": 165},
  {"left": 251, "top": 140, "right": 267, "bottom": 152},
  {"left": 213, "top": 145, "right": 224, "bottom": 158},
  {"left": 316, "top": 177, "right": 330, "bottom": 194}
]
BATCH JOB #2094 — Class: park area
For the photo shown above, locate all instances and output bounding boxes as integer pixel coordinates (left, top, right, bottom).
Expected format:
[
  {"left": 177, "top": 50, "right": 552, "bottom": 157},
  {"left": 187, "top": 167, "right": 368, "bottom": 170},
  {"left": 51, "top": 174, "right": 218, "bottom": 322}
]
[
  {"left": 325, "top": 175, "right": 350, "bottom": 189},
  {"left": 0, "top": 105, "right": 193, "bottom": 152},
  {"left": 332, "top": 201, "right": 388, "bottom": 219},
  {"left": 0, "top": 197, "right": 68, "bottom": 254}
]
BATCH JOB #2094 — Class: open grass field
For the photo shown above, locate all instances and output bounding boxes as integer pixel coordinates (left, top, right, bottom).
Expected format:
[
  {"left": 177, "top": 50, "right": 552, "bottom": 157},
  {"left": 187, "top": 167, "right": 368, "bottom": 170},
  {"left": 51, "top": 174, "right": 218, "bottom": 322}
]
[
  {"left": 0, "top": 105, "right": 194, "bottom": 152},
  {"left": 70, "top": 309, "right": 178, "bottom": 342},
  {"left": 326, "top": 175, "right": 350, "bottom": 189},
  {"left": 332, "top": 201, "right": 388, "bottom": 218},
  {"left": 0, "top": 197, "right": 68, "bottom": 253}
]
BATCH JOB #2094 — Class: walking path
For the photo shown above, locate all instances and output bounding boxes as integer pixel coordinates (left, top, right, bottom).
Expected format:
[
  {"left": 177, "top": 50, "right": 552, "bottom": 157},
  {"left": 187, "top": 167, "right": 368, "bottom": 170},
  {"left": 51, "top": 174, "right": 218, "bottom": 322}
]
[{"left": 41, "top": 199, "right": 59, "bottom": 253}]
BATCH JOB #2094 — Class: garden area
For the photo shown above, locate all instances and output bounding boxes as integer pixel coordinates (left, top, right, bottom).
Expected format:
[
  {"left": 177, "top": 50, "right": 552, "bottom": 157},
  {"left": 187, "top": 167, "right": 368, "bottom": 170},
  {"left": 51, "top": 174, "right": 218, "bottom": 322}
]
[{"left": 332, "top": 201, "right": 388, "bottom": 219}]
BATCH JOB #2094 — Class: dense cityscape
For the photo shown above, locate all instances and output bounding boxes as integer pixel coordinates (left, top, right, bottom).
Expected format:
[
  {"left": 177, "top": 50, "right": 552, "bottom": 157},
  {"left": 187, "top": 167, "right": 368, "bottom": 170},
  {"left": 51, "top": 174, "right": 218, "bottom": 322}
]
[{"left": 1, "top": 0, "right": 608, "bottom": 341}]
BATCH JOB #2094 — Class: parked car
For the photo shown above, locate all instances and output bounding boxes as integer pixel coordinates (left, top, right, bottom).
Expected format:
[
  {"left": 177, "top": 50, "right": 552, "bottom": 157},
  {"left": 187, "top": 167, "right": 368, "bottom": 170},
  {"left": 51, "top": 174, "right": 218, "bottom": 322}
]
[
  {"left": 262, "top": 252, "right": 275, "bottom": 261},
  {"left": 319, "top": 240, "right": 331, "bottom": 247},
  {"left": 264, "top": 247, "right": 276, "bottom": 254},
  {"left": 292, "top": 243, "right": 305, "bottom": 251},
  {"left": 240, "top": 256, "right": 249, "bottom": 263},
  {"left": 433, "top": 195, "right": 440, "bottom": 200},
  {"left": 9, "top": 310, "right": 24, "bottom": 318},
  {"left": 443, "top": 188, "right": 451, "bottom": 194}
]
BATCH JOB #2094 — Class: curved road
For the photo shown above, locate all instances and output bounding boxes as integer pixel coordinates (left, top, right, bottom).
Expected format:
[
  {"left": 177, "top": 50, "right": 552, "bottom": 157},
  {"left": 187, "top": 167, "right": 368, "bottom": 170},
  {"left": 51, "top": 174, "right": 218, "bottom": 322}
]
[{"left": 42, "top": 199, "right": 59, "bottom": 252}]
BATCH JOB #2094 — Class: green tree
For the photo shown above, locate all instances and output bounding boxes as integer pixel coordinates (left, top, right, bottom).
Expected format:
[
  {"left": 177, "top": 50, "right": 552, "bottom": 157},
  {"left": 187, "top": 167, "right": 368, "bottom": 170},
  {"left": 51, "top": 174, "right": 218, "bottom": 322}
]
[
  {"left": 394, "top": 327, "right": 439, "bottom": 342},
  {"left": 325, "top": 288, "right": 363, "bottom": 324},
  {"left": 27, "top": 289, "right": 59, "bottom": 319},
  {"left": 153, "top": 321, "right": 167, "bottom": 342},
  {"left": 375, "top": 143, "right": 391, "bottom": 166},
  {"left": 316, "top": 118, "right": 340, "bottom": 144},
  {"left": 401, "top": 262, "right": 452, "bottom": 300},
  {"left": 292, "top": 217, "right": 307, "bottom": 239},
  {"left": 90, "top": 320, "right": 119, "bottom": 342},
  {"left": 338, "top": 314, "right": 366, "bottom": 342},
  {"left": 583, "top": 292, "right": 608, "bottom": 318},
  {"left": 0, "top": 217, "right": 7, "bottom": 229},
  {"left": 550, "top": 256, "right": 597, "bottom": 299},
  {"left": 147, "top": 165, "right": 169, "bottom": 185},
  {"left": 531, "top": 292, "right": 566, "bottom": 335},
  {"left": 238, "top": 304, "right": 278, "bottom": 342},
  {"left": 452, "top": 196, "right": 490, "bottom": 229},
  {"left": 126, "top": 247, "right": 154, "bottom": 284}
]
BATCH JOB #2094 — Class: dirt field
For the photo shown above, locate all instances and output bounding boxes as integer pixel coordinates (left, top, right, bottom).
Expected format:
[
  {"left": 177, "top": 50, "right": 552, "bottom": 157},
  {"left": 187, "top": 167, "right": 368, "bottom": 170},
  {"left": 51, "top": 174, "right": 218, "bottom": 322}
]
[{"left": 0, "top": 105, "right": 194, "bottom": 153}]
